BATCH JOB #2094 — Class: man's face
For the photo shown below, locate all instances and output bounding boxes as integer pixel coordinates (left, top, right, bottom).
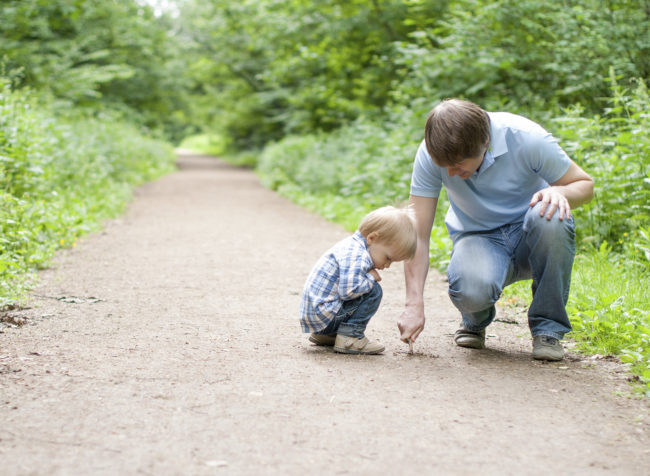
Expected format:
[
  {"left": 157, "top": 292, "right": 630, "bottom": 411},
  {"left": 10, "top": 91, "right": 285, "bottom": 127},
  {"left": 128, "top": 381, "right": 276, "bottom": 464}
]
[{"left": 445, "top": 145, "right": 488, "bottom": 179}]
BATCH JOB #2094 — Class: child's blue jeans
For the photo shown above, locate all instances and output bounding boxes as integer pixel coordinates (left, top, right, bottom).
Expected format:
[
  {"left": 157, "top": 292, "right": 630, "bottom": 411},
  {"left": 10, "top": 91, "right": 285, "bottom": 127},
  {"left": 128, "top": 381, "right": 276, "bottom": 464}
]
[
  {"left": 446, "top": 202, "right": 575, "bottom": 340},
  {"left": 315, "top": 283, "right": 383, "bottom": 338}
]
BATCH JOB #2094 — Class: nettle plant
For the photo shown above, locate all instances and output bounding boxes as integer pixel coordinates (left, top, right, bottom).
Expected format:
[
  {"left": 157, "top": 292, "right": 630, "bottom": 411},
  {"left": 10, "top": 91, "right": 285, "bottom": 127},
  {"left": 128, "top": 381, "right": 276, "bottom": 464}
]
[{"left": 552, "top": 75, "right": 650, "bottom": 250}]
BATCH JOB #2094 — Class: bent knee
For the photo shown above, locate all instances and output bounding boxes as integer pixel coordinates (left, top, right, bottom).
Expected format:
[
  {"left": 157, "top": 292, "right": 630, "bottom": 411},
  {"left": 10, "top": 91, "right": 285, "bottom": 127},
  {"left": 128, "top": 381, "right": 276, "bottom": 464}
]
[
  {"left": 525, "top": 203, "right": 575, "bottom": 235},
  {"left": 448, "top": 274, "right": 501, "bottom": 313},
  {"left": 370, "top": 282, "right": 383, "bottom": 298}
]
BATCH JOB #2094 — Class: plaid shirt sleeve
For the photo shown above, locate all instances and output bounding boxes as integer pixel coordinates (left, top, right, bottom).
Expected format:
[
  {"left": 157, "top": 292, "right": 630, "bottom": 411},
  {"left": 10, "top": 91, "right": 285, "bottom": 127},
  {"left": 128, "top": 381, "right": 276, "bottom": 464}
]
[{"left": 299, "top": 232, "right": 375, "bottom": 333}]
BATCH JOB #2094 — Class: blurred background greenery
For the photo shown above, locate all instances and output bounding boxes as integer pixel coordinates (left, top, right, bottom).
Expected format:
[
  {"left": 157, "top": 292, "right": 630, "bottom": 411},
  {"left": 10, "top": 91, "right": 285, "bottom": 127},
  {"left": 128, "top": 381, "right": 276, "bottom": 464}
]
[{"left": 1, "top": 0, "right": 648, "bottom": 393}]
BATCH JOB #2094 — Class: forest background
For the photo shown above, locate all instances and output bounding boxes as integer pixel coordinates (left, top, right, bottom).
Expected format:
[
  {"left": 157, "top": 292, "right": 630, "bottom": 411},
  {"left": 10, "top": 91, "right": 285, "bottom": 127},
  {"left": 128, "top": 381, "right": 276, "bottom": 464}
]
[{"left": 0, "top": 0, "right": 648, "bottom": 394}]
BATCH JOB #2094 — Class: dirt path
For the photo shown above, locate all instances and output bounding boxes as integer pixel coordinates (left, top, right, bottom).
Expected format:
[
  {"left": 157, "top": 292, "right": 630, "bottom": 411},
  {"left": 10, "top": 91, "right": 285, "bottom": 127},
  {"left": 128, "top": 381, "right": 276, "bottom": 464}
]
[{"left": 1, "top": 153, "right": 648, "bottom": 475}]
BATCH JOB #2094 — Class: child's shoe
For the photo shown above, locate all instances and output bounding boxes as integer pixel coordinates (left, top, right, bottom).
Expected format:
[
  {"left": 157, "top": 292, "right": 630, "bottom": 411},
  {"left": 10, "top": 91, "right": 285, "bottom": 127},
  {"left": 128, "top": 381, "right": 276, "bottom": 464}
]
[
  {"left": 309, "top": 333, "right": 336, "bottom": 346},
  {"left": 333, "top": 335, "right": 384, "bottom": 355}
]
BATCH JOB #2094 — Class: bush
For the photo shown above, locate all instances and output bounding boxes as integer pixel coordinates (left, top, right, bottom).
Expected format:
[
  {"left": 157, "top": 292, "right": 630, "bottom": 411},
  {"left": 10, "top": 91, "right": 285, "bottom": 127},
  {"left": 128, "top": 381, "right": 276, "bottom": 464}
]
[
  {"left": 551, "top": 74, "right": 650, "bottom": 248},
  {"left": 0, "top": 80, "right": 175, "bottom": 306}
]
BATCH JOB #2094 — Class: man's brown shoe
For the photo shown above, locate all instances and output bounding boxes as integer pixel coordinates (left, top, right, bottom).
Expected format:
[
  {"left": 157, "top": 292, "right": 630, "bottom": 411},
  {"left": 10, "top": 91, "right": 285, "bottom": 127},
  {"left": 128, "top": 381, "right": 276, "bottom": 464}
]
[
  {"left": 333, "top": 335, "right": 385, "bottom": 355},
  {"left": 454, "top": 325, "right": 486, "bottom": 349},
  {"left": 309, "top": 333, "right": 336, "bottom": 346}
]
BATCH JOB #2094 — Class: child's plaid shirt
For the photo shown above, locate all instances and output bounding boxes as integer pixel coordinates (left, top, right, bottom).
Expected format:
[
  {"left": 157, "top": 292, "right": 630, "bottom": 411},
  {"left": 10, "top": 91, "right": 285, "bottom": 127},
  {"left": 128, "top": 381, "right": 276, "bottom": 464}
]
[{"left": 300, "top": 231, "right": 376, "bottom": 333}]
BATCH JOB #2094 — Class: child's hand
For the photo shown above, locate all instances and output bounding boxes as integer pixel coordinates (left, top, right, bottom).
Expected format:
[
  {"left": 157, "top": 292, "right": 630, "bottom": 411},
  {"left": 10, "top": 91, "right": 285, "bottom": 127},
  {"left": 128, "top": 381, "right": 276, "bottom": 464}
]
[{"left": 369, "top": 268, "right": 382, "bottom": 282}]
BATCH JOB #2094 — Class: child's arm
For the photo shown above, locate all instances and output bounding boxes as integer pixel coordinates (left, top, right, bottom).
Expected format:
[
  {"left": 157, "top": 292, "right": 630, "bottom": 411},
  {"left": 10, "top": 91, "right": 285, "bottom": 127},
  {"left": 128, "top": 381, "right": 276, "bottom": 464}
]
[
  {"left": 337, "top": 246, "right": 376, "bottom": 300},
  {"left": 368, "top": 268, "right": 382, "bottom": 282}
]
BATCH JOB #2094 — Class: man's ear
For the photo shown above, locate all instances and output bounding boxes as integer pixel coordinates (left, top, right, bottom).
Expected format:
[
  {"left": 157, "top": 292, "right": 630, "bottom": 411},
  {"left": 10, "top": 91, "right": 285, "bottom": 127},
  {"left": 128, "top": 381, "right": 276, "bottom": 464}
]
[{"left": 366, "top": 231, "right": 379, "bottom": 244}]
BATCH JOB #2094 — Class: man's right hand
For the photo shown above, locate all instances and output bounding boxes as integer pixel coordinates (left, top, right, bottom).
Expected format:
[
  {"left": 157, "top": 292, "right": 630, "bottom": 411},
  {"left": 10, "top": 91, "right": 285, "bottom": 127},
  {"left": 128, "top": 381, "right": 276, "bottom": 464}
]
[
  {"left": 399, "top": 195, "right": 437, "bottom": 344},
  {"left": 397, "top": 305, "right": 426, "bottom": 343}
]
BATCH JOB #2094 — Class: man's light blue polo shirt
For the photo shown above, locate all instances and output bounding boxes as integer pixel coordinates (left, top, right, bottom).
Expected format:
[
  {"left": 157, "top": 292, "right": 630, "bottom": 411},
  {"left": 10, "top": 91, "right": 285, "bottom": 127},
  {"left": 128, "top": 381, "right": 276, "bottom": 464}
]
[{"left": 410, "top": 112, "right": 571, "bottom": 237}]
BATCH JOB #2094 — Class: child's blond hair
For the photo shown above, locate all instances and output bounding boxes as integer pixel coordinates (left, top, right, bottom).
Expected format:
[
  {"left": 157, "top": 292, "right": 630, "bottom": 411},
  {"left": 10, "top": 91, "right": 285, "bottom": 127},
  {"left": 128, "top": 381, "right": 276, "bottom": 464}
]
[{"left": 358, "top": 205, "right": 417, "bottom": 260}]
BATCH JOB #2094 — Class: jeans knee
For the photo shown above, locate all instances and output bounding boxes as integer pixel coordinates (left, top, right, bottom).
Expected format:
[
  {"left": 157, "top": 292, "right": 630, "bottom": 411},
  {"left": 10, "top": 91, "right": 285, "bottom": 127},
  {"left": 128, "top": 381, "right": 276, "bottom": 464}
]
[
  {"left": 525, "top": 203, "right": 575, "bottom": 239},
  {"left": 448, "top": 274, "right": 501, "bottom": 313},
  {"left": 362, "top": 282, "right": 382, "bottom": 312}
]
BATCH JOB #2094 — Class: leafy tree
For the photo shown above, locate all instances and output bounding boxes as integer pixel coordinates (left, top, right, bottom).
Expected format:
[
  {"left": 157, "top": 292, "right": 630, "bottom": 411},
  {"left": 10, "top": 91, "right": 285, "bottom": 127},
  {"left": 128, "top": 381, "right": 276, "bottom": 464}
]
[
  {"left": 0, "top": 0, "right": 191, "bottom": 140},
  {"left": 392, "top": 0, "right": 650, "bottom": 115},
  {"left": 178, "top": 0, "right": 451, "bottom": 148}
]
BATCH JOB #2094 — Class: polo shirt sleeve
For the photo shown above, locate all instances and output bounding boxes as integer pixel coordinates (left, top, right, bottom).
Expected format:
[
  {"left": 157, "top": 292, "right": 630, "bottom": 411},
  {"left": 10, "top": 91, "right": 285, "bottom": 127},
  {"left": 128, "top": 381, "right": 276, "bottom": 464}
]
[
  {"left": 410, "top": 140, "right": 443, "bottom": 198},
  {"left": 523, "top": 132, "right": 571, "bottom": 184}
]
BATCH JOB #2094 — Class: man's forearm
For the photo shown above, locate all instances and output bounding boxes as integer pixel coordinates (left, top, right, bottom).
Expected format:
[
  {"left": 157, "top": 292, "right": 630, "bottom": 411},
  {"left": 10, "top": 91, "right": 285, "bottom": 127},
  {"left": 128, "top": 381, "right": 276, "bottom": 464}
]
[
  {"left": 404, "top": 239, "right": 431, "bottom": 307},
  {"left": 552, "top": 179, "right": 594, "bottom": 209},
  {"left": 549, "top": 161, "right": 594, "bottom": 209}
]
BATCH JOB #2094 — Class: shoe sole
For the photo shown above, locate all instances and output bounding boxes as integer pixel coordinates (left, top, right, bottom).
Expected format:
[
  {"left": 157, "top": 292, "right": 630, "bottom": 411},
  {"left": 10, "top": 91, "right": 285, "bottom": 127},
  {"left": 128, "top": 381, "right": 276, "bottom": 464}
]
[
  {"left": 333, "top": 346, "right": 384, "bottom": 355},
  {"left": 454, "top": 335, "right": 485, "bottom": 349},
  {"left": 532, "top": 350, "right": 564, "bottom": 361}
]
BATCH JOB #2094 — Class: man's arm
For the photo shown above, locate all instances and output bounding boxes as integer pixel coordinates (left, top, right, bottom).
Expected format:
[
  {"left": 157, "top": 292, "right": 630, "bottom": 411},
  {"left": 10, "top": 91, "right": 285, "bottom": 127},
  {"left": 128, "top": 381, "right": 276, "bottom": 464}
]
[
  {"left": 529, "top": 160, "right": 594, "bottom": 220},
  {"left": 398, "top": 195, "right": 438, "bottom": 343}
]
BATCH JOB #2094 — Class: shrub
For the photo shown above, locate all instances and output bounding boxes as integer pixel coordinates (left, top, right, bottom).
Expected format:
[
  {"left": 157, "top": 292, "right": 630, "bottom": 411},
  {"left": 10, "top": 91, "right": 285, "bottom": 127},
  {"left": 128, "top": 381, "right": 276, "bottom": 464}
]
[
  {"left": 0, "top": 80, "right": 175, "bottom": 306},
  {"left": 551, "top": 74, "right": 650, "bottom": 248}
]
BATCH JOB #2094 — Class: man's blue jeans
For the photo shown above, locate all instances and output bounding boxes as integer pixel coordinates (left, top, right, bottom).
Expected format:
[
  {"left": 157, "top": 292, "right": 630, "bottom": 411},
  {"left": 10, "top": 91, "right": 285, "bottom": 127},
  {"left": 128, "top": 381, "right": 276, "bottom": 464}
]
[
  {"left": 315, "top": 283, "right": 383, "bottom": 339},
  {"left": 447, "top": 202, "right": 575, "bottom": 339}
]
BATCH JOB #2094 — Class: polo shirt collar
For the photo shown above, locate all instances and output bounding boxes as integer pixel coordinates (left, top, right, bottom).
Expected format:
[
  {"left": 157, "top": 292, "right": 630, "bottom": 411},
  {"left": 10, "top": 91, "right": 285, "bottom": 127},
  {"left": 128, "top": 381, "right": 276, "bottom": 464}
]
[
  {"left": 476, "top": 115, "right": 507, "bottom": 175},
  {"left": 489, "top": 116, "right": 508, "bottom": 158}
]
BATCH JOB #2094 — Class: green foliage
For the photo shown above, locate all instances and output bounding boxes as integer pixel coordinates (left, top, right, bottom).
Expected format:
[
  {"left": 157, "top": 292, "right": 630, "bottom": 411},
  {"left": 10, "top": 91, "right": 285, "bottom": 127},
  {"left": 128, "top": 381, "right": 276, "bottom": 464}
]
[
  {"left": 0, "top": 0, "right": 193, "bottom": 141},
  {"left": 393, "top": 0, "right": 650, "bottom": 115},
  {"left": 177, "top": 0, "right": 650, "bottom": 149},
  {"left": 0, "top": 80, "right": 175, "bottom": 307},
  {"left": 258, "top": 114, "right": 418, "bottom": 211},
  {"left": 178, "top": 0, "right": 451, "bottom": 148},
  {"left": 178, "top": 134, "right": 229, "bottom": 157},
  {"left": 551, "top": 75, "right": 650, "bottom": 248},
  {"left": 568, "top": 242, "right": 650, "bottom": 396}
]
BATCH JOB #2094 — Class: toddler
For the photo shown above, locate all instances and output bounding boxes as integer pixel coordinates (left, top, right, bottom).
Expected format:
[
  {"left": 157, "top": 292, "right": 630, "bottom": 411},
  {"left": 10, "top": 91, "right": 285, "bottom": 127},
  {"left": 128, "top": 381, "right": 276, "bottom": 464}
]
[{"left": 300, "top": 206, "right": 417, "bottom": 354}]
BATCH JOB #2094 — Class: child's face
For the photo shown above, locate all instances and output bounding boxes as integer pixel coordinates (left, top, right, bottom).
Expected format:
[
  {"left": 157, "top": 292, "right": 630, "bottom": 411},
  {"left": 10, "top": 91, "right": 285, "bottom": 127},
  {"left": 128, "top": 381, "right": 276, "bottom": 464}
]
[{"left": 366, "top": 234, "right": 405, "bottom": 270}]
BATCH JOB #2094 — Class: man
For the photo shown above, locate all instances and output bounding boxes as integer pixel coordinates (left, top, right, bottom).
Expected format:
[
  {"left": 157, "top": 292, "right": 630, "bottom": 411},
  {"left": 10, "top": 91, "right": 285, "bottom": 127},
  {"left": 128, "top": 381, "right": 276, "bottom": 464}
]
[{"left": 398, "top": 99, "right": 594, "bottom": 361}]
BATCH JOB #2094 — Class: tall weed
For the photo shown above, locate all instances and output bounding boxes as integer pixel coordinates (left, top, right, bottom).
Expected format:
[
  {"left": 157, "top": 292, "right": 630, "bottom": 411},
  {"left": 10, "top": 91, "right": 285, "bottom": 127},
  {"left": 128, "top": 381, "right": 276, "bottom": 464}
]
[{"left": 551, "top": 74, "right": 650, "bottom": 248}]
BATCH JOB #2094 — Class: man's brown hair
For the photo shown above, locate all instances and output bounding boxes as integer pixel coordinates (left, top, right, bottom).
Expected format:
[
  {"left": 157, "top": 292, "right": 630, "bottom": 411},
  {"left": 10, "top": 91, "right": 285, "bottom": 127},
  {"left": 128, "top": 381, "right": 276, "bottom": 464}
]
[{"left": 424, "top": 99, "right": 490, "bottom": 166}]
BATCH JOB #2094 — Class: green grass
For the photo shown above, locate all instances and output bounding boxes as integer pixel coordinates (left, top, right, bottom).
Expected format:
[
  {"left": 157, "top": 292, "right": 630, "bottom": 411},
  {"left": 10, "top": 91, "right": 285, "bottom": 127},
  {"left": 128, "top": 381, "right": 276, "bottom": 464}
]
[
  {"left": 569, "top": 243, "right": 650, "bottom": 395},
  {"left": 500, "top": 241, "right": 650, "bottom": 397},
  {"left": 178, "top": 133, "right": 258, "bottom": 168}
]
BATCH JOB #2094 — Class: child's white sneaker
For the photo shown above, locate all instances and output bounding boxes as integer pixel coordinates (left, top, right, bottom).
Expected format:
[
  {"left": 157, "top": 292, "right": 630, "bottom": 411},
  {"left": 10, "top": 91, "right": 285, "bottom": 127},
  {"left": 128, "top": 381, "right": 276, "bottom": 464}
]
[{"left": 333, "top": 335, "right": 384, "bottom": 355}]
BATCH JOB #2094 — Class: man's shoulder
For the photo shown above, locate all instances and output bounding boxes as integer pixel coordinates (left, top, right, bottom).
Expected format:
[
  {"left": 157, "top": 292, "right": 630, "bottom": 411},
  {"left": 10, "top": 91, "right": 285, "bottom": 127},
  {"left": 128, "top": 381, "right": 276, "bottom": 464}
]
[{"left": 489, "top": 111, "right": 547, "bottom": 136}]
